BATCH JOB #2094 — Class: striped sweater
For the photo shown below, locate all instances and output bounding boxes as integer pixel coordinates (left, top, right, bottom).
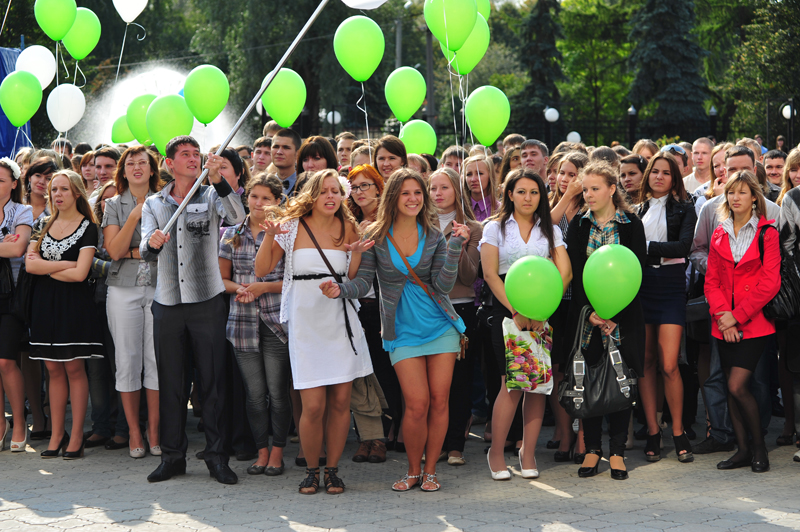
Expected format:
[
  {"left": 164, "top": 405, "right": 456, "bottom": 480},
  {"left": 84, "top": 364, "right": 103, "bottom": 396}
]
[{"left": 336, "top": 228, "right": 465, "bottom": 342}]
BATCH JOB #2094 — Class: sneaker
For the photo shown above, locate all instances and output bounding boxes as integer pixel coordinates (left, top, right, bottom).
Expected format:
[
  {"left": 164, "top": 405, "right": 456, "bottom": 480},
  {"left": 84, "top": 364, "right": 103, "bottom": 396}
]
[
  {"left": 793, "top": 449, "right": 800, "bottom": 462},
  {"left": 693, "top": 436, "right": 735, "bottom": 454},
  {"left": 368, "top": 440, "right": 387, "bottom": 463},
  {"left": 352, "top": 440, "right": 371, "bottom": 463}
]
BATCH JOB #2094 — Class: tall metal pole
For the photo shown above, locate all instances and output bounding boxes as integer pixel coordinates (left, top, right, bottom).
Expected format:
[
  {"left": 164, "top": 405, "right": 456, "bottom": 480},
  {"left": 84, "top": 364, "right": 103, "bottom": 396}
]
[
  {"left": 163, "top": 0, "right": 331, "bottom": 234},
  {"left": 425, "top": 29, "right": 436, "bottom": 132},
  {"left": 395, "top": 18, "right": 402, "bottom": 69}
]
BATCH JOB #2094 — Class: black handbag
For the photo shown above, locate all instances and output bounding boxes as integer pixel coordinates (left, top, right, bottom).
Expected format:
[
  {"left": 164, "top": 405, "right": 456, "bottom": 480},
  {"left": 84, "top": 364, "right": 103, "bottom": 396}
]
[
  {"left": 0, "top": 257, "right": 13, "bottom": 299},
  {"left": 10, "top": 263, "right": 35, "bottom": 324},
  {"left": 558, "top": 305, "right": 638, "bottom": 419},
  {"left": 758, "top": 226, "right": 800, "bottom": 320},
  {"left": 685, "top": 264, "right": 710, "bottom": 343}
]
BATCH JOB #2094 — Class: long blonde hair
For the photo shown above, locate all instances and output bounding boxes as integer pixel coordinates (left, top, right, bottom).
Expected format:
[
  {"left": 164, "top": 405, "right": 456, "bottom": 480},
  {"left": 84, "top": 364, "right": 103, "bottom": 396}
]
[
  {"left": 35, "top": 170, "right": 97, "bottom": 253},
  {"left": 777, "top": 148, "right": 800, "bottom": 206},
  {"left": 368, "top": 168, "right": 437, "bottom": 243},
  {"left": 429, "top": 167, "right": 475, "bottom": 224},
  {"left": 461, "top": 154, "right": 498, "bottom": 216},
  {"left": 280, "top": 169, "right": 358, "bottom": 246},
  {"left": 716, "top": 170, "right": 766, "bottom": 222}
]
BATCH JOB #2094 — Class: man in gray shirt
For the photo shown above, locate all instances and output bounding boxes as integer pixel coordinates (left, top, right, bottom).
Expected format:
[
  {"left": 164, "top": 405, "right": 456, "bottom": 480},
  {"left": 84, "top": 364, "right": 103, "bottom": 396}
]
[{"left": 140, "top": 136, "right": 245, "bottom": 484}]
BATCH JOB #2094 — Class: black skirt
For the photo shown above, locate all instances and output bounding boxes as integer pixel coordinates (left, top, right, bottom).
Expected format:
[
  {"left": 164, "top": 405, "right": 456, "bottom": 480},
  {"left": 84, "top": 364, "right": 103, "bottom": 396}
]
[
  {"left": 717, "top": 335, "right": 768, "bottom": 372},
  {"left": 640, "top": 264, "right": 687, "bottom": 326}
]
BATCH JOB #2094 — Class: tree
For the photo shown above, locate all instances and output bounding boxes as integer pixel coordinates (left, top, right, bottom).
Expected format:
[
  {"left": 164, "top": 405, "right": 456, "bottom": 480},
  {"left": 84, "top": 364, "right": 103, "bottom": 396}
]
[
  {"left": 510, "top": 0, "right": 564, "bottom": 139},
  {"left": 628, "top": 0, "right": 708, "bottom": 136}
]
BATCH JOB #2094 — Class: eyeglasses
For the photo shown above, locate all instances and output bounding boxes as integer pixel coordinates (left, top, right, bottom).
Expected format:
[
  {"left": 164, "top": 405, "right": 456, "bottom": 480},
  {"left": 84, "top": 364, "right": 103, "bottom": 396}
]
[
  {"left": 125, "top": 161, "right": 150, "bottom": 168},
  {"left": 660, "top": 144, "right": 686, "bottom": 156},
  {"left": 352, "top": 183, "right": 377, "bottom": 192}
]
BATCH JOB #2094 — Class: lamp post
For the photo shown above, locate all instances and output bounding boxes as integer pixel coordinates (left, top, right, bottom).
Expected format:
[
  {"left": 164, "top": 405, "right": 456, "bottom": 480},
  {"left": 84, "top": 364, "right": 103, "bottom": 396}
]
[
  {"left": 709, "top": 105, "right": 717, "bottom": 140},
  {"left": 544, "top": 107, "right": 559, "bottom": 150},
  {"left": 782, "top": 99, "right": 795, "bottom": 148},
  {"left": 627, "top": 105, "right": 637, "bottom": 148}
]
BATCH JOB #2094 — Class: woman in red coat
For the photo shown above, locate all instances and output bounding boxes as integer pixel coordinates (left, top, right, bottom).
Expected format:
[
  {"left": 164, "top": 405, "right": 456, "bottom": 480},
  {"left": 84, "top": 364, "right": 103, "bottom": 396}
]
[{"left": 705, "top": 170, "right": 781, "bottom": 473}]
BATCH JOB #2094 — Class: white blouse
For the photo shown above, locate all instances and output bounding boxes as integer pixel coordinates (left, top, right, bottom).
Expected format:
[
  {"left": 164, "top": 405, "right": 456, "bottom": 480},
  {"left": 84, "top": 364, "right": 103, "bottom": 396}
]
[{"left": 479, "top": 213, "right": 564, "bottom": 275}]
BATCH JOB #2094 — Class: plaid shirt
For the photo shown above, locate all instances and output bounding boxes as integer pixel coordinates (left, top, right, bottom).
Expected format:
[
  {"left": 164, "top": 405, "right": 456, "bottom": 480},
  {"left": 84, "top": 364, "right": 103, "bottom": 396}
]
[
  {"left": 220, "top": 223, "right": 286, "bottom": 350},
  {"left": 580, "top": 209, "right": 630, "bottom": 349}
]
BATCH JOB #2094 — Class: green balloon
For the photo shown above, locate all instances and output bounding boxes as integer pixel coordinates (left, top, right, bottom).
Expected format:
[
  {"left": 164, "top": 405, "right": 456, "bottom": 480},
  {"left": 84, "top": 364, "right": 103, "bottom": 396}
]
[
  {"left": 505, "top": 256, "right": 563, "bottom": 321},
  {"left": 465, "top": 85, "right": 510, "bottom": 146},
  {"left": 34, "top": 0, "right": 77, "bottom": 41},
  {"left": 385, "top": 67, "right": 426, "bottom": 123},
  {"left": 334, "top": 16, "right": 385, "bottom": 82},
  {"left": 399, "top": 120, "right": 437, "bottom": 155},
  {"left": 424, "top": 0, "right": 477, "bottom": 52},
  {"left": 184, "top": 65, "right": 229, "bottom": 125},
  {"left": 126, "top": 94, "right": 157, "bottom": 146},
  {"left": 260, "top": 69, "right": 306, "bottom": 128},
  {"left": 583, "top": 244, "right": 643, "bottom": 319},
  {"left": 440, "top": 13, "right": 490, "bottom": 75},
  {"left": 0, "top": 71, "right": 42, "bottom": 128},
  {"left": 111, "top": 116, "right": 135, "bottom": 144},
  {"left": 146, "top": 95, "right": 195, "bottom": 156},
  {"left": 62, "top": 8, "right": 101, "bottom": 60},
  {"left": 477, "top": 0, "right": 491, "bottom": 20}
]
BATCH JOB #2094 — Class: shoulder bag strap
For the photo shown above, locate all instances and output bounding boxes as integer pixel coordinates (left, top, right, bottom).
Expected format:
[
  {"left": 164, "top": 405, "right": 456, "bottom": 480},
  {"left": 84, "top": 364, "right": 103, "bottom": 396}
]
[
  {"left": 299, "top": 218, "right": 359, "bottom": 355},
  {"left": 386, "top": 232, "right": 436, "bottom": 303}
]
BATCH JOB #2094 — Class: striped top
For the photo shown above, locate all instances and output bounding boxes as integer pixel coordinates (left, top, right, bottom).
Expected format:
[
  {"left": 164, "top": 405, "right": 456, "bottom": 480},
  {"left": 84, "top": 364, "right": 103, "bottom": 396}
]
[
  {"left": 720, "top": 213, "right": 759, "bottom": 263},
  {"left": 336, "top": 228, "right": 465, "bottom": 342},
  {"left": 140, "top": 180, "right": 246, "bottom": 306}
]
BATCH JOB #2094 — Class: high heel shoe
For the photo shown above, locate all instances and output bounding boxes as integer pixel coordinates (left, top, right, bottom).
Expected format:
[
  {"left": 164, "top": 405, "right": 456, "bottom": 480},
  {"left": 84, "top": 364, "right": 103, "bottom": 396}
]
[
  {"left": 609, "top": 454, "right": 628, "bottom": 480},
  {"left": 41, "top": 432, "right": 70, "bottom": 458},
  {"left": 518, "top": 449, "right": 539, "bottom": 479},
  {"left": 644, "top": 431, "right": 662, "bottom": 462},
  {"left": 10, "top": 427, "right": 28, "bottom": 452},
  {"left": 578, "top": 449, "right": 602, "bottom": 478},
  {"left": 145, "top": 430, "right": 161, "bottom": 456},
  {"left": 487, "top": 452, "right": 511, "bottom": 480},
  {"left": 0, "top": 417, "right": 9, "bottom": 451},
  {"left": 63, "top": 439, "right": 85, "bottom": 460},
  {"left": 674, "top": 432, "right": 694, "bottom": 463},
  {"left": 554, "top": 435, "right": 576, "bottom": 462}
]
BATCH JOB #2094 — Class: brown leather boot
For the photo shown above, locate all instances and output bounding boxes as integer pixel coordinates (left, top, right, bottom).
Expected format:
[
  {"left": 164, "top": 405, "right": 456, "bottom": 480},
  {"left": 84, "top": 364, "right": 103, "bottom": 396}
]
[
  {"left": 352, "top": 440, "right": 371, "bottom": 462},
  {"left": 368, "top": 440, "right": 387, "bottom": 463}
]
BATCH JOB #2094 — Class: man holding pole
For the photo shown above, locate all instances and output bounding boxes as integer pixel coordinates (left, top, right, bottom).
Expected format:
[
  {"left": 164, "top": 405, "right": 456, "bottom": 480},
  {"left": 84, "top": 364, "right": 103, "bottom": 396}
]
[{"left": 140, "top": 136, "right": 246, "bottom": 484}]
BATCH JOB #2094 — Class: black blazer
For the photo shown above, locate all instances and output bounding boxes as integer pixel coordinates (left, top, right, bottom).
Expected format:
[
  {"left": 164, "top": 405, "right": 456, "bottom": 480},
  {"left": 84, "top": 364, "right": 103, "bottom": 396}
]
[
  {"left": 565, "top": 211, "right": 647, "bottom": 376},
  {"left": 636, "top": 196, "right": 697, "bottom": 266}
]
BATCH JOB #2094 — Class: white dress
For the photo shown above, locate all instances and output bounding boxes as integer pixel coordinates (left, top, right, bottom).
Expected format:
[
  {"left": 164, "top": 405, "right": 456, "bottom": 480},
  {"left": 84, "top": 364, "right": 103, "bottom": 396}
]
[{"left": 279, "top": 243, "right": 372, "bottom": 389}]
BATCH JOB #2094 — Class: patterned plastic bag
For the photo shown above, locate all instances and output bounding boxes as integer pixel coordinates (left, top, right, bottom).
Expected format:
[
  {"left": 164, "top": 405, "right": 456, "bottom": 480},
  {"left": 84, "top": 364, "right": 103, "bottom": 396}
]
[{"left": 502, "top": 317, "right": 553, "bottom": 395}]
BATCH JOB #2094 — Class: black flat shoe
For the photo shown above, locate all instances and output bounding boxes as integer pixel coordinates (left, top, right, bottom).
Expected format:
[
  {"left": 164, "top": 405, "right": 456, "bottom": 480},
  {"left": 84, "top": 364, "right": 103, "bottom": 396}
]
[
  {"left": 578, "top": 450, "right": 602, "bottom": 478},
  {"left": 247, "top": 464, "right": 266, "bottom": 475},
  {"left": 295, "top": 455, "right": 307, "bottom": 467},
  {"left": 546, "top": 440, "right": 560, "bottom": 449},
  {"left": 751, "top": 460, "right": 770, "bottom": 473},
  {"left": 554, "top": 436, "right": 576, "bottom": 462},
  {"left": 104, "top": 438, "right": 129, "bottom": 450},
  {"left": 265, "top": 460, "right": 285, "bottom": 476},
  {"left": 717, "top": 453, "right": 753, "bottom": 470},
  {"left": 41, "top": 432, "right": 70, "bottom": 458},
  {"left": 84, "top": 435, "right": 109, "bottom": 448},
  {"left": 209, "top": 463, "right": 238, "bottom": 484},
  {"left": 147, "top": 460, "right": 187, "bottom": 482}
]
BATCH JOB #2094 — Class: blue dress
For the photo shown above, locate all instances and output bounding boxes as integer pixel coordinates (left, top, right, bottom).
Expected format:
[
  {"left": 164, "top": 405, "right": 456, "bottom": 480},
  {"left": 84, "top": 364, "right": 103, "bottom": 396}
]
[{"left": 384, "top": 223, "right": 465, "bottom": 365}]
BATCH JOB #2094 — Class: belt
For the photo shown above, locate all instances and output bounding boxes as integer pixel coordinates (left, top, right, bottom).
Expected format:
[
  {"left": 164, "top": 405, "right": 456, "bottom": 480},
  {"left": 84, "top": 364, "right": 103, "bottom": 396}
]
[
  {"left": 359, "top": 297, "right": 377, "bottom": 305},
  {"left": 293, "top": 273, "right": 340, "bottom": 281}
]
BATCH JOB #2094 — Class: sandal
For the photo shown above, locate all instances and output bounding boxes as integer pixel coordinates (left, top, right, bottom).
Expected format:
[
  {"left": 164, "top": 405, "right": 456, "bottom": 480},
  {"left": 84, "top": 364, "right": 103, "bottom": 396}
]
[
  {"left": 391, "top": 473, "right": 421, "bottom": 492},
  {"left": 674, "top": 432, "right": 694, "bottom": 463},
  {"left": 323, "top": 466, "right": 345, "bottom": 495},
  {"left": 298, "top": 467, "right": 320, "bottom": 495},
  {"left": 645, "top": 431, "right": 661, "bottom": 462},
  {"left": 420, "top": 472, "right": 440, "bottom": 492},
  {"left": 776, "top": 431, "right": 797, "bottom": 446}
]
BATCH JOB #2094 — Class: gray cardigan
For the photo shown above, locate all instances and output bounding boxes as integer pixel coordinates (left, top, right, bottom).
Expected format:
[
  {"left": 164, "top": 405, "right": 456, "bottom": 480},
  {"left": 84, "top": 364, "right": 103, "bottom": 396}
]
[{"left": 336, "top": 228, "right": 465, "bottom": 341}]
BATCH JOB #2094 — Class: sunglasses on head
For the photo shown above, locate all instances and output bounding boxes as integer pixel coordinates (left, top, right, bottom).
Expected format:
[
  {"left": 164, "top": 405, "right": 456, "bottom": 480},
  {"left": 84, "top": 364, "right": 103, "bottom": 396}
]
[{"left": 660, "top": 144, "right": 686, "bottom": 156}]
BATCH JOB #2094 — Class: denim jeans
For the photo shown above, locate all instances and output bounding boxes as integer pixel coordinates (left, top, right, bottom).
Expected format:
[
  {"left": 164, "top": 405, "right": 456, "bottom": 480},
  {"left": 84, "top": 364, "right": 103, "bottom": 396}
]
[
  {"left": 233, "top": 322, "right": 291, "bottom": 449},
  {"left": 705, "top": 335, "right": 774, "bottom": 444}
]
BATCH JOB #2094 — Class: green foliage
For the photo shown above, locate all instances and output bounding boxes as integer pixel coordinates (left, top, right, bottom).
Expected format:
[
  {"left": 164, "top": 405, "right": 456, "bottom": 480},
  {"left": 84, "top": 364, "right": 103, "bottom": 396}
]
[{"left": 628, "top": 0, "right": 708, "bottom": 134}]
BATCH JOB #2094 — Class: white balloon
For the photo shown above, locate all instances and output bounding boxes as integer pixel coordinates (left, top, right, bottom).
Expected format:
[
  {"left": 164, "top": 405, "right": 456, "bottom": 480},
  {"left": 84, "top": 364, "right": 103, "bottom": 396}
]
[
  {"left": 16, "top": 45, "right": 56, "bottom": 89},
  {"left": 340, "top": 0, "right": 390, "bottom": 9},
  {"left": 47, "top": 84, "right": 86, "bottom": 132},
  {"left": 566, "top": 131, "right": 582, "bottom": 143},
  {"left": 256, "top": 99, "right": 263, "bottom": 116},
  {"left": 113, "top": 0, "right": 148, "bottom": 24},
  {"left": 544, "top": 108, "right": 559, "bottom": 123}
]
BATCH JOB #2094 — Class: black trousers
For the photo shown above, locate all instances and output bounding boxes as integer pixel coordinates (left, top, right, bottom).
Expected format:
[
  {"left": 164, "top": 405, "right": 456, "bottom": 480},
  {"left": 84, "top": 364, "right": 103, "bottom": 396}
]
[
  {"left": 152, "top": 295, "right": 229, "bottom": 466},
  {"left": 583, "top": 408, "right": 631, "bottom": 457},
  {"left": 359, "top": 300, "right": 401, "bottom": 437},
  {"left": 444, "top": 303, "right": 478, "bottom": 453}
]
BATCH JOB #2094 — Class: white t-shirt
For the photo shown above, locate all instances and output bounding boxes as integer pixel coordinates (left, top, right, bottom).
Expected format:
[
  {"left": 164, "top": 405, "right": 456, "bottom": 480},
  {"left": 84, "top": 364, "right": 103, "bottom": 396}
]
[
  {"left": 1, "top": 200, "right": 34, "bottom": 282},
  {"left": 478, "top": 213, "right": 564, "bottom": 275}
]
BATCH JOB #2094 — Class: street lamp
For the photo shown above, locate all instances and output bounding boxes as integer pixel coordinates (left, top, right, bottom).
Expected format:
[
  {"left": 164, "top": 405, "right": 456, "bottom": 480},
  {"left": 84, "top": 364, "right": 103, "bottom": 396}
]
[
  {"left": 544, "top": 107, "right": 559, "bottom": 148},
  {"left": 782, "top": 99, "right": 795, "bottom": 148},
  {"left": 627, "top": 105, "right": 637, "bottom": 148}
]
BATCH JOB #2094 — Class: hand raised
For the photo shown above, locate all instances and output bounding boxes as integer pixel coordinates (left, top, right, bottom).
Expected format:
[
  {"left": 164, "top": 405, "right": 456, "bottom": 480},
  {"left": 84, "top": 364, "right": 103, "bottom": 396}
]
[
  {"left": 345, "top": 239, "right": 375, "bottom": 254},
  {"left": 204, "top": 153, "right": 223, "bottom": 183},
  {"left": 259, "top": 219, "right": 289, "bottom": 238},
  {"left": 566, "top": 178, "right": 583, "bottom": 197},
  {"left": 148, "top": 229, "right": 170, "bottom": 249},
  {"left": 451, "top": 221, "right": 471, "bottom": 240},
  {"left": 319, "top": 279, "right": 341, "bottom": 299}
]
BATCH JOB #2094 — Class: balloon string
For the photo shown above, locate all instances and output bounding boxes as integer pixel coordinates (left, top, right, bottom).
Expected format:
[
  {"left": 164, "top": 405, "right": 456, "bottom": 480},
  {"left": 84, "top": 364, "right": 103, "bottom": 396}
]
[
  {"left": 20, "top": 127, "right": 33, "bottom": 148},
  {"left": 131, "top": 22, "right": 147, "bottom": 41},
  {"left": 59, "top": 45, "right": 70, "bottom": 79},
  {"left": 356, "top": 83, "right": 371, "bottom": 158},
  {"left": 11, "top": 127, "right": 18, "bottom": 156},
  {"left": 0, "top": 0, "right": 12, "bottom": 39},
  {"left": 115, "top": 24, "right": 129, "bottom": 84},
  {"left": 55, "top": 42, "right": 59, "bottom": 88},
  {"left": 75, "top": 63, "right": 86, "bottom": 89}
]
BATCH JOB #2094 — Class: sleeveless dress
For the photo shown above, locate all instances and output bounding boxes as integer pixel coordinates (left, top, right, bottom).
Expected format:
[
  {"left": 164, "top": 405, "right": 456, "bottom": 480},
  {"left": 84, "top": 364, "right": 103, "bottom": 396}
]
[
  {"left": 29, "top": 218, "right": 104, "bottom": 362},
  {"left": 282, "top": 246, "right": 372, "bottom": 389}
]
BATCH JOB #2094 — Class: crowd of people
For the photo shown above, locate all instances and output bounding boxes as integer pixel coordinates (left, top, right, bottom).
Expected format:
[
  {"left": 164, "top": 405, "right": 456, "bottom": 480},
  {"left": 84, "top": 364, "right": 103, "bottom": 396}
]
[{"left": 1, "top": 121, "right": 799, "bottom": 494}]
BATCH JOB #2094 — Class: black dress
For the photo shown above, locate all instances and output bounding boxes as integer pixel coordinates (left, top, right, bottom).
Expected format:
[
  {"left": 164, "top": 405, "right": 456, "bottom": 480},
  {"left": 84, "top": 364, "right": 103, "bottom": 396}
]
[{"left": 29, "top": 218, "right": 104, "bottom": 362}]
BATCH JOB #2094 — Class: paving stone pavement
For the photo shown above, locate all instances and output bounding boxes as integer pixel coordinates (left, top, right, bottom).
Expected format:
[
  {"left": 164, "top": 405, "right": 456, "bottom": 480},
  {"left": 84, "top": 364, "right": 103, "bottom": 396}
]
[{"left": 2, "top": 407, "right": 800, "bottom": 532}]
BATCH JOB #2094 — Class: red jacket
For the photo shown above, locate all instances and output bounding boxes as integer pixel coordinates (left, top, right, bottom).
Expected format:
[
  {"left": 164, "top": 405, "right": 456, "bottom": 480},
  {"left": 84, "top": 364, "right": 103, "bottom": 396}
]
[{"left": 705, "top": 217, "right": 781, "bottom": 340}]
